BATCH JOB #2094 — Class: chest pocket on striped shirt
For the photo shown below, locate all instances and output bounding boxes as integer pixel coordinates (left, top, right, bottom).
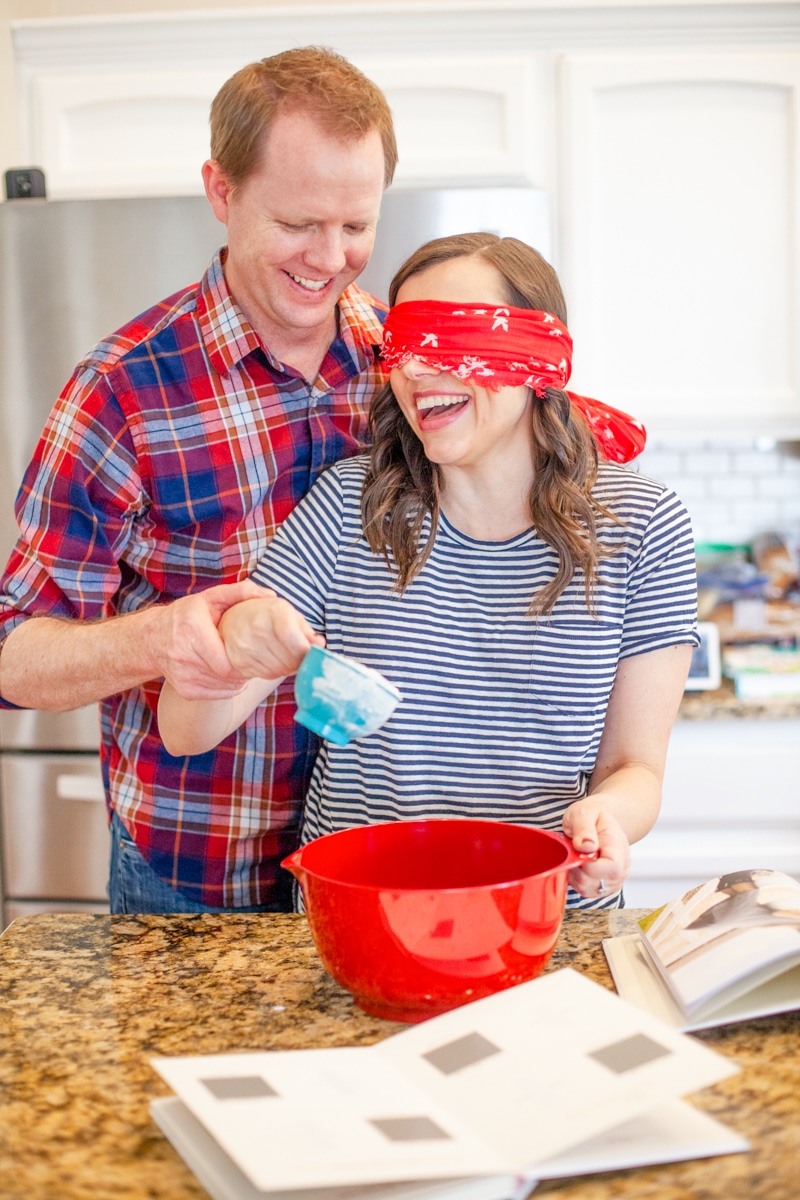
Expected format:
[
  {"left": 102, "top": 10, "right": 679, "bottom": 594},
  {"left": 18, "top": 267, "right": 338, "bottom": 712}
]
[{"left": 528, "top": 616, "right": 621, "bottom": 714}]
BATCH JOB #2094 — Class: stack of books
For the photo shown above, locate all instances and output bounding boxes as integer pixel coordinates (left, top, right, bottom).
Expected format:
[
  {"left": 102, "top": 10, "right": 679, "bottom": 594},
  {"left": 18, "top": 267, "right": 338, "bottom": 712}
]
[{"left": 722, "top": 644, "right": 800, "bottom": 700}]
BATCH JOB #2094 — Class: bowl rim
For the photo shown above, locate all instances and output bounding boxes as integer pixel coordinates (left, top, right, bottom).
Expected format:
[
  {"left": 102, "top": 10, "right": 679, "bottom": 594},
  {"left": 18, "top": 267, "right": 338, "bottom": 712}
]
[{"left": 283, "top": 818, "right": 580, "bottom": 893}]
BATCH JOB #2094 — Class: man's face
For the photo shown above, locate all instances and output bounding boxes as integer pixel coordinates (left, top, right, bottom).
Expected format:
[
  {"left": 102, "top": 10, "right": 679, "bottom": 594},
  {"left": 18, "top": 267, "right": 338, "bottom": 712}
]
[{"left": 203, "top": 109, "right": 385, "bottom": 360}]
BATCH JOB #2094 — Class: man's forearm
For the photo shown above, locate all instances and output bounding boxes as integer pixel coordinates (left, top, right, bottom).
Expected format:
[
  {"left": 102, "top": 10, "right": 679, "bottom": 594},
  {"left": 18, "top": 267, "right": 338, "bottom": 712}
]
[
  {"left": 0, "top": 581, "right": 266, "bottom": 711},
  {"left": 0, "top": 609, "right": 164, "bottom": 711}
]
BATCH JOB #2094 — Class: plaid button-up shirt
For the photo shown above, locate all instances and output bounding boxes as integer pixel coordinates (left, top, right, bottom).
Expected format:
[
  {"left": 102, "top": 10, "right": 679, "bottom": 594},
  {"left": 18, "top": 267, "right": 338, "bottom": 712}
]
[{"left": 0, "top": 252, "right": 388, "bottom": 906}]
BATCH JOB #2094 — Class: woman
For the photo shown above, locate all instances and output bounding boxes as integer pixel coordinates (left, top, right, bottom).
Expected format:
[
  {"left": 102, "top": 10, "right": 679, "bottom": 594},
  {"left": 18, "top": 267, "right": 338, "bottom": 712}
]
[{"left": 158, "top": 234, "right": 698, "bottom": 908}]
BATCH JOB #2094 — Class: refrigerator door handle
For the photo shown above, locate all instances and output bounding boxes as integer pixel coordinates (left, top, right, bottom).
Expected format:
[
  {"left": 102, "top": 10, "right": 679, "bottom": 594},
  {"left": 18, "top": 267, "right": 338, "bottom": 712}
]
[{"left": 56, "top": 774, "right": 106, "bottom": 803}]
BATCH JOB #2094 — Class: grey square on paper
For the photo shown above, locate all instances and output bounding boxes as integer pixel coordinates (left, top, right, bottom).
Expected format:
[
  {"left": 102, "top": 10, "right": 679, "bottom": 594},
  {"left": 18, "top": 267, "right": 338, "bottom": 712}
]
[
  {"left": 201, "top": 1075, "right": 278, "bottom": 1100},
  {"left": 423, "top": 1031, "right": 501, "bottom": 1076},
  {"left": 370, "top": 1116, "right": 451, "bottom": 1142},
  {"left": 589, "top": 1033, "right": 671, "bottom": 1074}
]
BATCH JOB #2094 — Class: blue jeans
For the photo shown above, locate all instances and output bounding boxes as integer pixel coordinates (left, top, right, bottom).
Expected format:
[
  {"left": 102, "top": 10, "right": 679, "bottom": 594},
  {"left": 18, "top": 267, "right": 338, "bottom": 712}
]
[{"left": 107, "top": 810, "right": 293, "bottom": 914}]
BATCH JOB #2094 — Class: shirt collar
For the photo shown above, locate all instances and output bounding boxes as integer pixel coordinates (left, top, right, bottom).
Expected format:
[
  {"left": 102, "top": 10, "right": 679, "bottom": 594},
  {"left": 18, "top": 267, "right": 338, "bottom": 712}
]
[
  {"left": 197, "top": 250, "right": 387, "bottom": 378},
  {"left": 335, "top": 283, "right": 387, "bottom": 373},
  {"left": 196, "top": 250, "right": 262, "bottom": 375}
]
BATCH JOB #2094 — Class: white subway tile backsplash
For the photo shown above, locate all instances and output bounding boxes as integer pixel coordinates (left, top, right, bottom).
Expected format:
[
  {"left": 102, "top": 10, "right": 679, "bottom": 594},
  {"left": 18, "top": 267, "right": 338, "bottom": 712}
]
[
  {"left": 731, "top": 498, "right": 782, "bottom": 525},
  {"left": 683, "top": 451, "right": 731, "bottom": 475},
  {"left": 709, "top": 476, "right": 756, "bottom": 500},
  {"left": 636, "top": 451, "right": 682, "bottom": 477},
  {"left": 708, "top": 433, "right": 765, "bottom": 450},
  {"left": 636, "top": 437, "right": 800, "bottom": 545},
  {"left": 756, "top": 474, "right": 800, "bottom": 499},
  {"left": 732, "top": 451, "right": 783, "bottom": 475},
  {"left": 670, "top": 476, "right": 707, "bottom": 500},
  {"left": 781, "top": 499, "right": 800, "bottom": 522}
]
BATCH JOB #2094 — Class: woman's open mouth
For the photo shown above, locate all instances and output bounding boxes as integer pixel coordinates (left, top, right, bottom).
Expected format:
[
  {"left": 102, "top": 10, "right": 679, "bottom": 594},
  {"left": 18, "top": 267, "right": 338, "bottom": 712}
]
[{"left": 415, "top": 393, "right": 470, "bottom": 426}]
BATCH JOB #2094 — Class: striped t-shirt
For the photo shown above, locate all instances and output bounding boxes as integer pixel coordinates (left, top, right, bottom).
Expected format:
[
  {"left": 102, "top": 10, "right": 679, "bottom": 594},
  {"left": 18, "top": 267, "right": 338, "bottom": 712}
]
[{"left": 253, "top": 455, "right": 698, "bottom": 909}]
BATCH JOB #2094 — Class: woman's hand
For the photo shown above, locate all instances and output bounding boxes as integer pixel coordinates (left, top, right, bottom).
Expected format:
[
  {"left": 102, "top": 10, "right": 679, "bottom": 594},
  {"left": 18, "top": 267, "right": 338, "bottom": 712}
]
[
  {"left": 218, "top": 592, "right": 324, "bottom": 681},
  {"left": 562, "top": 797, "right": 632, "bottom": 900}
]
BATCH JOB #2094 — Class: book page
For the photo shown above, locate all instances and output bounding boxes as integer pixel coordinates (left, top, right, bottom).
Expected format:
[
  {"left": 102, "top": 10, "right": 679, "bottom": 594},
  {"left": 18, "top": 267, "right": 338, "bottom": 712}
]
[
  {"left": 536, "top": 1099, "right": 748, "bottom": 1177},
  {"left": 153, "top": 1048, "right": 506, "bottom": 1192},
  {"left": 372, "top": 969, "right": 738, "bottom": 1169},
  {"left": 641, "top": 869, "right": 800, "bottom": 1015},
  {"left": 603, "top": 935, "right": 687, "bottom": 1028},
  {"left": 150, "top": 1098, "right": 521, "bottom": 1200}
]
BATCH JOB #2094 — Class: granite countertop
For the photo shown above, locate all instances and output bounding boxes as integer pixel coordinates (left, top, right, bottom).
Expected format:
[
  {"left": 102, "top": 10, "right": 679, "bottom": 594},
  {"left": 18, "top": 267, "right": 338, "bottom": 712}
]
[
  {"left": 1, "top": 910, "right": 798, "bottom": 1200},
  {"left": 678, "top": 675, "right": 800, "bottom": 720}
]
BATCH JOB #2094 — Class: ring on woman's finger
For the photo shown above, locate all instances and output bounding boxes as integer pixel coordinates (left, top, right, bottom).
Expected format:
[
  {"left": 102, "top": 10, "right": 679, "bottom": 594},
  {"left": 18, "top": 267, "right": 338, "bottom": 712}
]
[{"left": 597, "top": 879, "right": 609, "bottom": 897}]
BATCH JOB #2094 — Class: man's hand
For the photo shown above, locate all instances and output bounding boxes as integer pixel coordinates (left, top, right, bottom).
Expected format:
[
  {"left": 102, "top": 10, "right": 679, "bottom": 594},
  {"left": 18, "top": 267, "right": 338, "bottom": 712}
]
[{"left": 146, "top": 581, "right": 274, "bottom": 700}]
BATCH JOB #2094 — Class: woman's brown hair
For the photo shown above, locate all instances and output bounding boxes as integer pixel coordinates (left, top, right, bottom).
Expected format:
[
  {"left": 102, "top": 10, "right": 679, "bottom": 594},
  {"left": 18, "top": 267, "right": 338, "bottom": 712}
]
[{"left": 361, "top": 232, "right": 614, "bottom": 616}]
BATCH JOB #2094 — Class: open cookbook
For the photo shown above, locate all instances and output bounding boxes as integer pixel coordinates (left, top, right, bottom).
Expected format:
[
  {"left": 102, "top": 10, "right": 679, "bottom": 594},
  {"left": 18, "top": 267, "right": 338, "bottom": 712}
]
[
  {"left": 151, "top": 968, "right": 747, "bottom": 1200},
  {"left": 603, "top": 868, "right": 800, "bottom": 1031}
]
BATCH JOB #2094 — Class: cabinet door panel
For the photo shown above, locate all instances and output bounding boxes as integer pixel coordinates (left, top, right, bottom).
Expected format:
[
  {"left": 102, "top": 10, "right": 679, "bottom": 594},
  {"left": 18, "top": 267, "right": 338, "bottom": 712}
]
[
  {"left": 626, "top": 718, "right": 800, "bottom": 907},
  {"left": 560, "top": 53, "right": 800, "bottom": 437},
  {"left": 660, "top": 719, "right": 800, "bottom": 822}
]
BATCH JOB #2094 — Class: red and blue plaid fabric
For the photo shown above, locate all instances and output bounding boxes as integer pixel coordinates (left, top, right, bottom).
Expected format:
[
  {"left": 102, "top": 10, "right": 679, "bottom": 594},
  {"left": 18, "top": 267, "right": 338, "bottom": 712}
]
[{"left": 0, "top": 252, "right": 388, "bottom": 906}]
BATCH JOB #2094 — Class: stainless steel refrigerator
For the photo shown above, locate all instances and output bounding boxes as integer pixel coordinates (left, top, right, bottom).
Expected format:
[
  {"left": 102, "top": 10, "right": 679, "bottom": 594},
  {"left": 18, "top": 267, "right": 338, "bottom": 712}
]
[{"left": 0, "top": 187, "right": 550, "bottom": 925}]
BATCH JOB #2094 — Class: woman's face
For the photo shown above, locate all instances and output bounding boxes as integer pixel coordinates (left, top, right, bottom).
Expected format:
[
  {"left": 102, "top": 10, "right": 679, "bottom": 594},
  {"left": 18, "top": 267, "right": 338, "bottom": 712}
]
[{"left": 390, "top": 257, "right": 533, "bottom": 475}]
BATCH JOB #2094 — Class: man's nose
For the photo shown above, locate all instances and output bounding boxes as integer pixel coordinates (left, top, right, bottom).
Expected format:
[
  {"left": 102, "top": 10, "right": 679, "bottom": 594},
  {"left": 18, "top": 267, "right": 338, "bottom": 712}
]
[{"left": 305, "top": 229, "right": 347, "bottom": 276}]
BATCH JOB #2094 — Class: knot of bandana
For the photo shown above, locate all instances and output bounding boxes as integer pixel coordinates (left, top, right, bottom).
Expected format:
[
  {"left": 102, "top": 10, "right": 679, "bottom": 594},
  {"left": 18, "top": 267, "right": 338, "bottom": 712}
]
[{"left": 381, "top": 299, "right": 646, "bottom": 464}]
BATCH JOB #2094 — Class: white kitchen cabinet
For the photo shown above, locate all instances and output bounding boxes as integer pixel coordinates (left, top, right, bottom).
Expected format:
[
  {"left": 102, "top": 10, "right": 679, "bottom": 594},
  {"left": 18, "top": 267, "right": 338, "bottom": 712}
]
[
  {"left": 559, "top": 51, "right": 800, "bottom": 440},
  {"left": 625, "top": 718, "right": 800, "bottom": 909},
  {"left": 14, "top": 57, "right": 540, "bottom": 198}
]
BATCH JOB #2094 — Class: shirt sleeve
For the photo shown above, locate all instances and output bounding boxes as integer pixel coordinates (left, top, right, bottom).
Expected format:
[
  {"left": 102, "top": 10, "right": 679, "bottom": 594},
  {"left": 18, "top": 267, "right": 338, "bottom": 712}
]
[
  {"left": 0, "top": 366, "right": 144, "bottom": 644},
  {"left": 251, "top": 465, "right": 346, "bottom": 633},
  {"left": 619, "top": 487, "right": 700, "bottom": 659}
]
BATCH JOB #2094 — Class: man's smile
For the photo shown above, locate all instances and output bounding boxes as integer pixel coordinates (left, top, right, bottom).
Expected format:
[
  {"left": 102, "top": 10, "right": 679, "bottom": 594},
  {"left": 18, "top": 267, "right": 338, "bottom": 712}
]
[{"left": 287, "top": 272, "right": 329, "bottom": 292}]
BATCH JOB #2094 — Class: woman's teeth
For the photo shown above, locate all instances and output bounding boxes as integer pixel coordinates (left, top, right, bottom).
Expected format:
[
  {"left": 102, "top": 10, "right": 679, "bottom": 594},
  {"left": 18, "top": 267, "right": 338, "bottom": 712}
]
[
  {"left": 416, "top": 395, "right": 468, "bottom": 411},
  {"left": 289, "top": 273, "right": 328, "bottom": 291}
]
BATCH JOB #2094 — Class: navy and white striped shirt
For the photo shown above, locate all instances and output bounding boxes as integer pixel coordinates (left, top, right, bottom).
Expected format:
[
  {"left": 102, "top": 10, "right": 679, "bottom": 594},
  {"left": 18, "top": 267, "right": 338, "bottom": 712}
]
[{"left": 253, "top": 455, "right": 698, "bottom": 909}]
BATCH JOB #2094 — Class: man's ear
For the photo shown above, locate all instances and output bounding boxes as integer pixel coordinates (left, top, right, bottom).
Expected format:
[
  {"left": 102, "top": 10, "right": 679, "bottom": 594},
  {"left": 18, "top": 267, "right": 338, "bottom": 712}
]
[{"left": 202, "top": 159, "right": 233, "bottom": 225}]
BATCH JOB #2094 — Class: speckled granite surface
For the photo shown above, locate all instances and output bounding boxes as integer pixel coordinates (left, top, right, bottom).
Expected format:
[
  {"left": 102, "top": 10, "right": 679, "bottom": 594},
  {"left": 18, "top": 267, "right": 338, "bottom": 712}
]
[{"left": 0, "top": 910, "right": 797, "bottom": 1200}]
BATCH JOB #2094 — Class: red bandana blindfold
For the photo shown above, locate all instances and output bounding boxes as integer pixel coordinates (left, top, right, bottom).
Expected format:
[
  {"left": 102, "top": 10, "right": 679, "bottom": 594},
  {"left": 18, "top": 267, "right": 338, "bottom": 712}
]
[{"left": 381, "top": 301, "right": 646, "bottom": 464}]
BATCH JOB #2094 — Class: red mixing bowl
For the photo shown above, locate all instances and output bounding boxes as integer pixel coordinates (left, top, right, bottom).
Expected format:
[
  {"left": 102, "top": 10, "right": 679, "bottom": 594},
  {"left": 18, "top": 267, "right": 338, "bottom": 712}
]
[{"left": 282, "top": 819, "right": 594, "bottom": 1023}]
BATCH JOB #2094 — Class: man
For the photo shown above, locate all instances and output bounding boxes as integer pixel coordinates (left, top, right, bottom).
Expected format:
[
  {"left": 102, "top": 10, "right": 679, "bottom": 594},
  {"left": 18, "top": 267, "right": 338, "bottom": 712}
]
[{"left": 0, "top": 46, "right": 396, "bottom": 913}]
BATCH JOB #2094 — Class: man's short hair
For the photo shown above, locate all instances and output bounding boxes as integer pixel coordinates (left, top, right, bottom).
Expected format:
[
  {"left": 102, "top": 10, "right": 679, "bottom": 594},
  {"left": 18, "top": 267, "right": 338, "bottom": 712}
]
[{"left": 210, "top": 45, "right": 397, "bottom": 189}]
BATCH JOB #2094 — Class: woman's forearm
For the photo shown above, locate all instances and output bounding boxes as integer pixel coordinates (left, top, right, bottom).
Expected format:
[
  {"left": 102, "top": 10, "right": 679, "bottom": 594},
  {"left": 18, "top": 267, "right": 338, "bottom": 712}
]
[
  {"left": 586, "top": 759, "right": 663, "bottom": 844},
  {"left": 157, "top": 675, "right": 280, "bottom": 757}
]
